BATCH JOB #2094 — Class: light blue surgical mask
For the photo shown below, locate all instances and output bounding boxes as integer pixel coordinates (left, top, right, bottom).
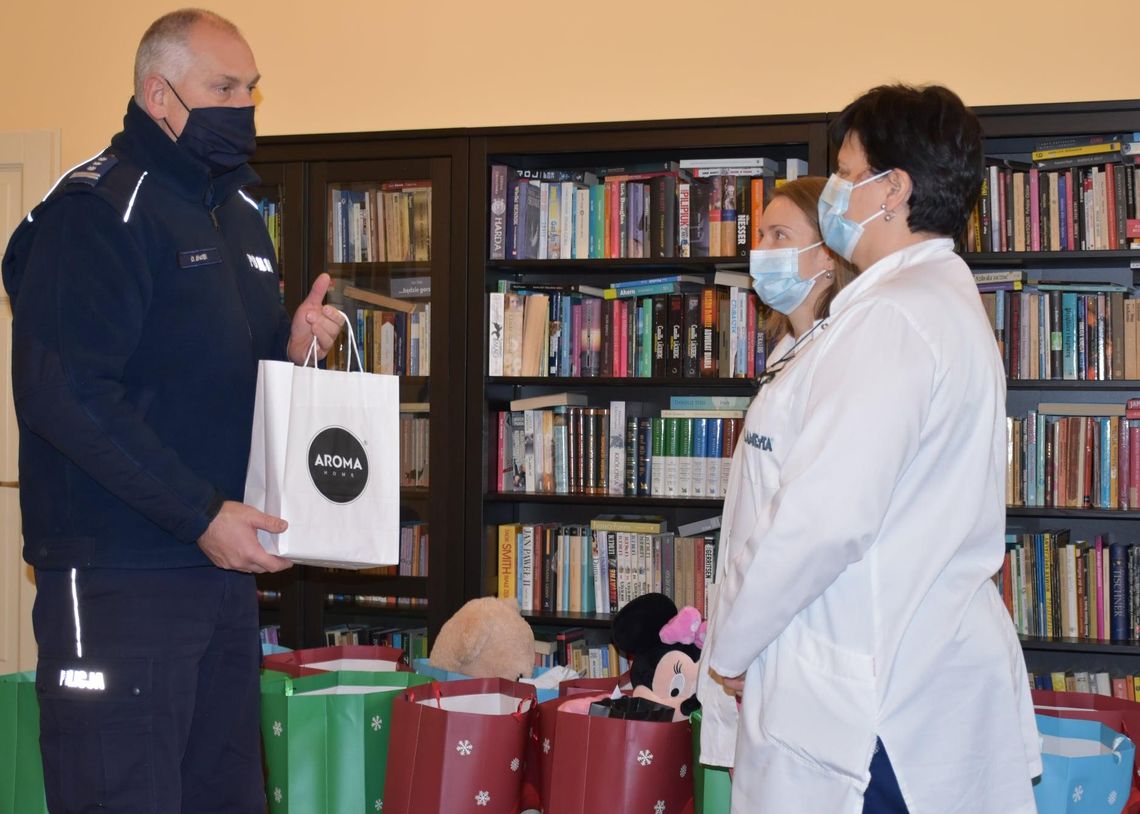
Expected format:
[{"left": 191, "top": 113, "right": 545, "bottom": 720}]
[
  {"left": 818, "top": 169, "right": 893, "bottom": 261},
  {"left": 748, "top": 241, "right": 827, "bottom": 315}
]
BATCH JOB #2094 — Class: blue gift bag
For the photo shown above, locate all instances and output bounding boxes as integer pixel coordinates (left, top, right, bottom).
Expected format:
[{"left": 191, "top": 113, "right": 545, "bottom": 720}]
[
  {"left": 1034, "top": 713, "right": 1134, "bottom": 814},
  {"left": 411, "top": 658, "right": 560, "bottom": 702}
]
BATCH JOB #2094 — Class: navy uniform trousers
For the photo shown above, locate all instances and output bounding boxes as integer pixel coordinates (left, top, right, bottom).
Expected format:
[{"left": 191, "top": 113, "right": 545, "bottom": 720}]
[
  {"left": 32, "top": 566, "right": 264, "bottom": 814},
  {"left": 863, "top": 737, "right": 910, "bottom": 813}
]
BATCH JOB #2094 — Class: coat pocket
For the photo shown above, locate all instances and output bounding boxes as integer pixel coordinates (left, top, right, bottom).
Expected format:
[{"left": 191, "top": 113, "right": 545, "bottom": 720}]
[{"left": 757, "top": 616, "right": 876, "bottom": 782}]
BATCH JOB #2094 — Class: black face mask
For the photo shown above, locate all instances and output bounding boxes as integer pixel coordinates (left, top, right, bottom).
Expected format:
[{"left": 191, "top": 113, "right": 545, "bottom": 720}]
[{"left": 163, "top": 78, "right": 256, "bottom": 176}]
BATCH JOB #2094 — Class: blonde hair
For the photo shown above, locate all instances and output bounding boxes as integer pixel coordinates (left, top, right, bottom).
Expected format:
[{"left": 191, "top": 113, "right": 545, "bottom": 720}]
[
  {"left": 133, "top": 9, "right": 243, "bottom": 102},
  {"left": 763, "top": 176, "right": 857, "bottom": 347}
]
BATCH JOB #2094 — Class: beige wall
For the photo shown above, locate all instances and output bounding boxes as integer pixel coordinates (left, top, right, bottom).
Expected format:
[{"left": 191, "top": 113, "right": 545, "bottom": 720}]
[{"left": 5, "top": 0, "right": 1137, "bottom": 169}]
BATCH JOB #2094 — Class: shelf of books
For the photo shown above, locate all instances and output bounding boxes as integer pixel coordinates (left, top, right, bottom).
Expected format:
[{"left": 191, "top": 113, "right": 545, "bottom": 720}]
[
  {"left": 465, "top": 117, "right": 829, "bottom": 679},
  {"left": 263, "top": 151, "right": 464, "bottom": 650},
  {"left": 966, "top": 102, "right": 1140, "bottom": 686}
]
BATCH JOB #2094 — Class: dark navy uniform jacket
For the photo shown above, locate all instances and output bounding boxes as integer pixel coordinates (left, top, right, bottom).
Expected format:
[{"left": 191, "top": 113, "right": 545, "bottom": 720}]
[{"left": 2, "top": 99, "right": 290, "bottom": 569}]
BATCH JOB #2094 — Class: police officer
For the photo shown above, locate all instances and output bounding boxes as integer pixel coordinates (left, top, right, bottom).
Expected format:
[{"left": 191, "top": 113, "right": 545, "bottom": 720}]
[{"left": 2, "top": 9, "right": 343, "bottom": 813}]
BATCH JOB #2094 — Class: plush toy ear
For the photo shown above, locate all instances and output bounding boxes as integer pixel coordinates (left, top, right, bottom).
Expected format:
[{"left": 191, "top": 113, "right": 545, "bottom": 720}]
[{"left": 612, "top": 592, "right": 678, "bottom": 656}]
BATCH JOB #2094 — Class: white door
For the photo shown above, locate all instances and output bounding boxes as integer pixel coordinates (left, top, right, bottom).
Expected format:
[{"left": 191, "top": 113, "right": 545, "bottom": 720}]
[{"left": 0, "top": 130, "right": 59, "bottom": 673}]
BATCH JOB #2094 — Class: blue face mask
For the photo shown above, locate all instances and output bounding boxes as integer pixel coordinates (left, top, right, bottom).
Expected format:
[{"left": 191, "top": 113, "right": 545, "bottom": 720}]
[
  {"left": 818, "top": 169, "right": 892, "bottom": 261},
  {"left": 748, "top": 240, "right": 827, "bottom": 315},
  {"left": 164, "top": 78, "right": 257, "bottom": 176}
]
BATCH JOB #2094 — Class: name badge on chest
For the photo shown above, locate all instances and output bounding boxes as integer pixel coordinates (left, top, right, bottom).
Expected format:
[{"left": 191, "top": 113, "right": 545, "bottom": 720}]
[{"left": 177, "top": 248, "right": 222, "bottom": 269}]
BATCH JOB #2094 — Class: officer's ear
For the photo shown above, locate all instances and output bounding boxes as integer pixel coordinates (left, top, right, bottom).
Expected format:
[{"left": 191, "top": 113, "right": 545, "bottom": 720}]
[{"left": 140, "top": 74, "right": 172, "bottom": 122}]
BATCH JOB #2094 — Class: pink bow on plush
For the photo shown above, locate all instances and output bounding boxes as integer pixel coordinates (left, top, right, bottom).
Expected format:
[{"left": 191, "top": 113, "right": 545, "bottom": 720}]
[{"left": 659, "top": 606, "right": 707, "bottom": 649}]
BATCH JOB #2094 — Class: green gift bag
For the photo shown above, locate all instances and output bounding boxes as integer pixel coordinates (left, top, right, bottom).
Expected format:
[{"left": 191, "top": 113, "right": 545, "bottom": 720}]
[
  {"left": 690, "top": 709, "right": 732, "bottom": 814},
  {"left": 260, "top": 669, "right": 434, "bottom": 814},
  {"left": 0, "top": 672, "right": 49, "bottom": 814}
]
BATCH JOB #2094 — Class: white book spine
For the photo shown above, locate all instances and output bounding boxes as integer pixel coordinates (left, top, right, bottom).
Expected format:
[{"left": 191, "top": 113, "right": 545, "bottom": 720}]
[
  {"left": 488, "top": 293, "right": 504, "bottom": 377},
  {"left": 561, "top": 181, "right": 575, "bottom": 260},
  {"left": 523, "top": 410, "right": 536, "bottom": 494},
  {"left": 538, "top": 182, "right": 549, "bottom": 260},
  {"left": 608, "top": 401, "right": 626, "bottom": 496},
  {"left": 575, "top": 188, "right": 590, "bottom": 259}
]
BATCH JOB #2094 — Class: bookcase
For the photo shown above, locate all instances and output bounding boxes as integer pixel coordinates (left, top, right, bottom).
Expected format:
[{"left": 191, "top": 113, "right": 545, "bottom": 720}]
[
  {"left": 463, "top": 116, "right": 829, "bottom": 672},
  {"left": 247, "top": 100, "right": 1140, "bottom": 684},
  {"left": 463, "top": 102, "right": 1140, "bottom": 683},
  {"left": 964, "top": 100, "right": 1140, "bottom": 686},
  {"left": 248, "top": 131, "right": 471, "bottom": 649}
]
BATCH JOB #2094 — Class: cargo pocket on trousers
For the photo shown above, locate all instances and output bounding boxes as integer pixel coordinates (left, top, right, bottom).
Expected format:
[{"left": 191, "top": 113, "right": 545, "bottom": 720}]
[{"left": 36, "top": 655, "right": 156, "bottom": 812}]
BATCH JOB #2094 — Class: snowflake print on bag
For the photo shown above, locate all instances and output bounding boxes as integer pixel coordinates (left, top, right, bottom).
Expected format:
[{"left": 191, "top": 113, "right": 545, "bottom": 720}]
[
  {"left": 543, "top": 738, "right": 551, "bottom": 754},
  {"left": 457, "top": 739, "right": 474, "bottom": 756},
  {"left": 679, "top": 764, "right": 687, "bottom": 778},
  {"left": 1109, "top": 790, "right": 1119, "bottom": 805},
  {"left": 1072, "top": 785, "right": 1084, "bottom": 802},
  {"left": 375, "top": 800, "right": 383, "bottom": 811},
  {"left": 510, "top": 757, "right": 521, "bottom": 772},
  {"left": 475, "top": 790, "right": 491, "bottom": 806},
  {"left": 272, "top": 721, "right": 283, "bottom": 737},
  {"left": 654, "top": 801, "right": 666, "bottom": 814},
  {"left": 371, "top": 715, "right": 383, "bottom": 732},
  {"left": 273, "top": 788, "right": 283, "bottom": 803},
  {"left": 637, "top": 749, "right": 654, "bottom": 766}
]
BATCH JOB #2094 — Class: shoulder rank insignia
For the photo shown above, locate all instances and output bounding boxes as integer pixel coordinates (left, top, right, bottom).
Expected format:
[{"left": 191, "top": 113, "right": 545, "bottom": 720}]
[{"left": 66, "top": 154, "right": 119, "bottom": 187}]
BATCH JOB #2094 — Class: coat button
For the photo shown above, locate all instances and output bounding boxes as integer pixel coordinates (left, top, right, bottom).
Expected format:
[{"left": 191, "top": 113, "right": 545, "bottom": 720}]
[{"left": 131, "top": 687, "right": 141, "bottom": 696}]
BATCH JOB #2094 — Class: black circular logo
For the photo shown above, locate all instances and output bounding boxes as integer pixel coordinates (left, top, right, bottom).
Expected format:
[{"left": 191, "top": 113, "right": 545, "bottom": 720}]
[{"left": 307, "top": 426, "right": 369, "bottom": 504}]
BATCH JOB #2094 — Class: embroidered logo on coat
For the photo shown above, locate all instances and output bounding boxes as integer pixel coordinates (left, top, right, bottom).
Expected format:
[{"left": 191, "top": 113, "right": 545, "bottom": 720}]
[{"left": 744, "top": 431, "right": 772, "bottom": 452}]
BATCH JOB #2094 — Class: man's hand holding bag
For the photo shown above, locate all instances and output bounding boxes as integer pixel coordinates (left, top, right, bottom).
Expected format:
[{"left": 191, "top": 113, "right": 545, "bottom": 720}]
[{"left": 245, "top": 310, "right": 400, "bottom": 568}]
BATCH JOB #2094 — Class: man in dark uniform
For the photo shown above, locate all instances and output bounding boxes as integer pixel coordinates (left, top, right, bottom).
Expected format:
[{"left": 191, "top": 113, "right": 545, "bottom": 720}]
[{"left": 1, "top": 9, "right": 342, "bottom": 812}]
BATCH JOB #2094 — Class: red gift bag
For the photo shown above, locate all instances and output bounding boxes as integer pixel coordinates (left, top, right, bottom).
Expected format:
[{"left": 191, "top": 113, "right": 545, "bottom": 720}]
[
  {"left": 262, "top": 645, "right": 409, "bottom": 677},
  {"left": 383, "top": 678, "right": 535, "bottom": 814},
  {"left": 546, "top": 693, "right": 694, "bottom": 814},
  {"left": 558, "top": 672, "right": 632, "bottom": 697},
  {"left": 1033, "top": 689, "right": 1140, "bottom": 813}
]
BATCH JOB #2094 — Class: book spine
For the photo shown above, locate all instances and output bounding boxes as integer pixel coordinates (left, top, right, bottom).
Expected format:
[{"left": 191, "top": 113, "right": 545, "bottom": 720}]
[
  {"left": 489, "top": 165, "right": 508, "bottom": 259},
  {"left": 650, "top": 417, "right": 665, "bottom": 497},
  {"left": 637, "top": 418, "right": 653, "bottom": 496},
  {"left": 608, "top": 401, "right": 626, "bottom": 496},
  {"left": 1111, "top": 542, "right": 1130, "bottom": 642}
]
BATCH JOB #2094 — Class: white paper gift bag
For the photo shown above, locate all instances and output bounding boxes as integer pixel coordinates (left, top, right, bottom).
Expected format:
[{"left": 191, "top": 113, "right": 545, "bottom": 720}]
[{"left": 245, "top": 313, "right": 399, "bottom": 568}]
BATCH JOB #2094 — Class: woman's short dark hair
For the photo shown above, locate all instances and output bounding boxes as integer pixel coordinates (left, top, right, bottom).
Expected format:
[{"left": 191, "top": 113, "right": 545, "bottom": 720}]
[{"left": 830, "top": 84, "right": 984, "bottom": 239}]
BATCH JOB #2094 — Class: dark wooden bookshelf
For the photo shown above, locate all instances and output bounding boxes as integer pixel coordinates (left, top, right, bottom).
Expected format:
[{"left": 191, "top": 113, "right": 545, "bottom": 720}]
[
  {"left": 1020, "top": 636, "right": 1140, "bottom": 655},
  {"left": 523, "top": 610, "right": 615, "bottom": 629},
  {"left": 967, "top": 99, "right": 1140, "bottom": 675},
  {"left": 488, "top": 258, "right": 749, "bottom": 273},
  {"left": 1007, "top": 380, "right": 1140, "bottom": 391},
  {"left": 1006, "top": 508, "right": 1140, "bottom": 519},
  {"left": 485, "top": 493, "right": 724, "bottom": 509},
  {"left": 487, "top": 376, "right": 758, "bottom": 389},
  {"left": 962, "top": 250, "right": 1140, "bottom": 267},
  {"left": 250, "top": 131, "right": 471, "bottom": 648},
  {"left": 464, "top": 115, "right": 830, "bottom": 635},
  {"left": 253, "top": 98, "right": 1140, "bottom": 671}
]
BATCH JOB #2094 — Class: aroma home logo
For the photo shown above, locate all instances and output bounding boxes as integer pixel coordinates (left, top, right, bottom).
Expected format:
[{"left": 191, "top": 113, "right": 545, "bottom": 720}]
[{"left": 308, "top": 426, "right": 369, "bottom": 504}]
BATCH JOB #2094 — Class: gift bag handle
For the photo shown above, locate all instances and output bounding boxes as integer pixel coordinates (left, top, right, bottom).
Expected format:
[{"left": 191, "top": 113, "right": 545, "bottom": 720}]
[{"left": 304, "top": 308, "right": 363, "bottom": 372}]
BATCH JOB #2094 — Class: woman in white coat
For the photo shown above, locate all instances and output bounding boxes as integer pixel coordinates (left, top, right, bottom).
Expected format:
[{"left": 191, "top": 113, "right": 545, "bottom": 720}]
[{"left": 697, "top": 84, "right": 1042, "bottom": 814}]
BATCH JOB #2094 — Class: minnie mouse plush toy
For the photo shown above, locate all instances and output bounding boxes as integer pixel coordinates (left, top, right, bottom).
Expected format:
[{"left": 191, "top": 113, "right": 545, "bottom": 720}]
[{"left": 612, "top": 593, "right": 706, "bottom": 722}]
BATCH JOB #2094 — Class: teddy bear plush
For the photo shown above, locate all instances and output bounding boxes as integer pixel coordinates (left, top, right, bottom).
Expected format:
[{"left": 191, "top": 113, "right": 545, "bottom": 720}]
[{"left": 428, "top": 596, "right": 536, "bottom": 681}]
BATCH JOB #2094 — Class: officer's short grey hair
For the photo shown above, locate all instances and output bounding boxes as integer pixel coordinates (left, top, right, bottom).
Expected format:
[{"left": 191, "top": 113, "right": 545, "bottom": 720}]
[{"left": 133, "top": 9, "right": 243, "bottom": 103}]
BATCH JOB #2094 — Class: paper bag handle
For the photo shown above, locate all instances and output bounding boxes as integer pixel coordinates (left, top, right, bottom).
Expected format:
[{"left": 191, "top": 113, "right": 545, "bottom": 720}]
[{"left": 304, "top": 308, "right": 363, "bottom": 372}]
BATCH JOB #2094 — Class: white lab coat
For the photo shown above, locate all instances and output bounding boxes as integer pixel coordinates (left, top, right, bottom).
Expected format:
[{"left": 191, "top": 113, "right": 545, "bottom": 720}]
[{"left": 697, "top": 239, "right": 1042, "bottom": 813}]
